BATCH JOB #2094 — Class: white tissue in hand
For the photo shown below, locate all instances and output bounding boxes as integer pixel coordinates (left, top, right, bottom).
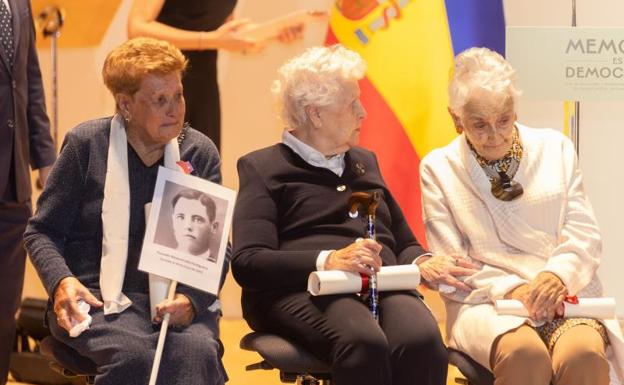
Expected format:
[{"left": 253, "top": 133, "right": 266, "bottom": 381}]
[
  {"left": 438, "top": 284, "right": 457, "bottom": 294},
  {"left": 69, "top": 300, "right": 92, "bottom": 338}
]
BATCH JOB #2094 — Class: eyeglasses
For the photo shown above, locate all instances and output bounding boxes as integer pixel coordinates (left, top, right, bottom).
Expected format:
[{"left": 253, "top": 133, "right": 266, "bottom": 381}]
[{"left": 470, "top": 120, "right": 514, "bottom": 136}]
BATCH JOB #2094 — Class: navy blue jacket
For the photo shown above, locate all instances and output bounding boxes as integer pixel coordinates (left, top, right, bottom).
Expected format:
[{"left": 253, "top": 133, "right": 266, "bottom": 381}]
[{"left": 0, "top": 0, "right": 55, "bottom": 203}]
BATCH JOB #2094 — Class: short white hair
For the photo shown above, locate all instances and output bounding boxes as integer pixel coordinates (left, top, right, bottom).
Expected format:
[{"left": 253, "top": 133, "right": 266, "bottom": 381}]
[
  {"left": 272, "top": 45, "right": 366, "bottom": 129},
  {"left": 448, "top": 47, "right": 521, "bottom": 116}
]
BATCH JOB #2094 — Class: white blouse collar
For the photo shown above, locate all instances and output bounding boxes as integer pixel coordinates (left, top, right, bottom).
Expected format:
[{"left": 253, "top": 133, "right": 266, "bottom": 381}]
[{"left": 282, "top": 130, "right": 345, "bottom": 177}]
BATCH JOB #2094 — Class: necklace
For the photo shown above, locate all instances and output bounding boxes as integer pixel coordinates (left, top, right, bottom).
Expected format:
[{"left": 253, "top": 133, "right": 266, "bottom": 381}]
[{"left": 177, "top": 123, "right": 189, "bottom": 145}]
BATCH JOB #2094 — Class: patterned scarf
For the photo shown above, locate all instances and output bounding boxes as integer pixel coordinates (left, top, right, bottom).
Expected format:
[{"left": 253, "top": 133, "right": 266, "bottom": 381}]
[{"left": 468, "top": 126, "right": 524, "bottom": 201}]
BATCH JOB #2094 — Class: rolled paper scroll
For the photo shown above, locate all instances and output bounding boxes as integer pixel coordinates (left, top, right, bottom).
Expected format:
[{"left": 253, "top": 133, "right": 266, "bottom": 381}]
[
  {"left": 495, "top": 297, "right": 616, "bottom": 319},
  {"left": 308, "top": 265, "right": 421, "bottom": 296}
]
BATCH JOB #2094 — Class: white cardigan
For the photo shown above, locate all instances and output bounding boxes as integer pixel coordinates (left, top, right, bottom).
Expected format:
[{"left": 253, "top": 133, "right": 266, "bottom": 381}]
[{"left": 420, "top": 124, "right": 624, "bottom": 383}]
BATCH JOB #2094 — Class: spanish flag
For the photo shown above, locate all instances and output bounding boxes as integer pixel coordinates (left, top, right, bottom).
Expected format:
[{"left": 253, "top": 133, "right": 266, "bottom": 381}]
[{"left": 327, "top": 0, "right": 505, "bottom": 243}]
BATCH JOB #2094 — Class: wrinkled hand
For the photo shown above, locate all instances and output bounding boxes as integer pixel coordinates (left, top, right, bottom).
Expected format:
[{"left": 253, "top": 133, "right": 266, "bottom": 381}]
[
  {"left": 418, "top": 255, "right": 479, "bottom": 292},
  {"left": 214, "top": 19, "right": 264, "bottom": 53},
  {"left": 53, "top": 277, "right": 103, "bottom": 333},
  {"left": 526, "top": 272, "right": 567, "bottom": 322},
  {"left": 276, "top": 23, "right": 304, "bottom": 43},
  {"left": 505, "top": 272, "right": 567, "bottom": 322},
  {"left": 154, "top": 294, "right": 196, "bottom": 327},
  {"left": 325, "top": 239, "right": 382, "bottom": 276}
]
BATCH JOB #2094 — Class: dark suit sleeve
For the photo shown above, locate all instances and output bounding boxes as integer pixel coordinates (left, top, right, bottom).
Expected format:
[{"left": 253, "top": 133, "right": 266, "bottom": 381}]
[
  {"left": 231, "top": 156, "right": 319, "bottom": 292},
  {"left": 23, "top": 132, "right": 83, "bottom": 297},
  {"left": 25, "top": 2, "right": 55, "bottom": 169},
  {"left": 176, "top": 138, "right": 227, "bottom": 316},
  {"left": 372, "top": 153, "right": 427, "bottom": 265}
]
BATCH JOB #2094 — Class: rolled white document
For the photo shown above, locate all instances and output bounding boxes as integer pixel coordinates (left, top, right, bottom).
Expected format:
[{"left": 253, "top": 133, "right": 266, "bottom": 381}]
[
  {"left": 495, "top": 297, "right": 616, "bottom": 319},
  {"left": 308, "top": 265, "right": 420, "bottom": 296}
]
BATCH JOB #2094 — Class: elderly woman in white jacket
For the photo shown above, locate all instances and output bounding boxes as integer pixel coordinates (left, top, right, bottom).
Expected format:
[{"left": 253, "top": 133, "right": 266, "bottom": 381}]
[{"left": 420, "top": 47, "right": 624, "bottom": 385}]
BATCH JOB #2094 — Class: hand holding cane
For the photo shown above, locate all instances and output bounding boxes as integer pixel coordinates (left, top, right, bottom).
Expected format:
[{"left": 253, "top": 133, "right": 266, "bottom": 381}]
[{"left": 348, "top": 191, "right": 381, "bottom": 321}]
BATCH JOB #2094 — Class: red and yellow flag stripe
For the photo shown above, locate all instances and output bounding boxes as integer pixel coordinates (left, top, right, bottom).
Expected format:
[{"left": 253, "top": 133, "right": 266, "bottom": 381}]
[{"left": 327, "top": 0, "right": 458, "bottom": 243}]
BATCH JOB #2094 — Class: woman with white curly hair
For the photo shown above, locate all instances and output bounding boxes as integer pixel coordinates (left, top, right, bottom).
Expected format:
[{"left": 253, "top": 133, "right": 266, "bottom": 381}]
[
  {"left": 420, "top": 46, "right": 624, "bottom": 385},
  {"left": 231, "top": 45, "right": 465, "bottom": 385}
]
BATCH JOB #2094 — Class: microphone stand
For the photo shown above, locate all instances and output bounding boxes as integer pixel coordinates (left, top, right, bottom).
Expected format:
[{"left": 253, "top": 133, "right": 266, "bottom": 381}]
[
  {"left": 570, "top": 0, "right": 580, "bottom": 155},
  {"left": 36, "top": 5, "right": 64, "bottom": 151}
]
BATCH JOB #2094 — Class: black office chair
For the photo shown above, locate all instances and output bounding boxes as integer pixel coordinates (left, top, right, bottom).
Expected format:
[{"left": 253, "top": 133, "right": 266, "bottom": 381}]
[
  {"left": 40, "top": 335, "right": 97, "bottom": 385},
  {"left": 448, "top": 348, "right": 494, "bottom": 385},
  {"left": 240, "top": 332, "right": 332, "bottom": 385}
]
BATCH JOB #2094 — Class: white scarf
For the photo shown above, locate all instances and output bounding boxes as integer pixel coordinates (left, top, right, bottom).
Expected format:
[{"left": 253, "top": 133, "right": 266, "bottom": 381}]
[{"left": 100, "top": 115, "right": 181, "bottom": 314}]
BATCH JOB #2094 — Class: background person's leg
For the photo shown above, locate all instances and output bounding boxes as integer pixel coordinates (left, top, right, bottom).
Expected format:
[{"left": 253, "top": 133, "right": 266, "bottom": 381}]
[{"left": 0, "top": 203, "right": 30, "bottom": 385}]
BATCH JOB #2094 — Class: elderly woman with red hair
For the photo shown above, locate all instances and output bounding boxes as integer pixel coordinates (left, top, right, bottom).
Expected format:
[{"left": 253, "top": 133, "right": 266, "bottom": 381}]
[{"left": 25, "top": 38, "right": 227, "bottom": 385}]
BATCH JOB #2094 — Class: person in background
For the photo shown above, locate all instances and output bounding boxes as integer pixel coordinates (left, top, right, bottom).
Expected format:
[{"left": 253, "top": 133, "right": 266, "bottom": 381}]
[
  {"left": 25, "top": 38, "right": 227, "bottom": 385},
  {"left": 420, "top": 47, "right": 624, "bottom": 385},
  {"left": 0, "top": 0, "right": 55, "bottom": 383},
  {"left": 128, "top": 0, "right": 304, "bottom": 151}
]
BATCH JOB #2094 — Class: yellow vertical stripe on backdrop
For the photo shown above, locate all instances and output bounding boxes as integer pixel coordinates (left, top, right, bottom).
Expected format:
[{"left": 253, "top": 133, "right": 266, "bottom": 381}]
[
  {"left": 329, "top": 0, "right": 457, "bottom": 157},
  {"left": 563, "top": 100, "right": 574, "bottom": 138}
]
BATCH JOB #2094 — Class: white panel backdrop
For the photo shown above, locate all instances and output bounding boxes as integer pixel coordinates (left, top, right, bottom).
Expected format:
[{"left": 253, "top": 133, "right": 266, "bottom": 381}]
[{"left": 504, "top": 0, "right": 624, "bottom": 317}]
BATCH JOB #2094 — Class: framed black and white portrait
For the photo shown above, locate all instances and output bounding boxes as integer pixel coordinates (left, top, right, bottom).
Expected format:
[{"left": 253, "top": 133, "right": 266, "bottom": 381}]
[{"left": 139, "top": 167, "right": 236, "bottom": 295}]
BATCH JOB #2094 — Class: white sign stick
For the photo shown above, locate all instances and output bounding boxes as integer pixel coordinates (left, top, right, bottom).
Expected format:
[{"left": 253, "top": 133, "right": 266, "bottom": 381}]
[{"left": 148, "top": 280, "right": 178, "bottom": 385}]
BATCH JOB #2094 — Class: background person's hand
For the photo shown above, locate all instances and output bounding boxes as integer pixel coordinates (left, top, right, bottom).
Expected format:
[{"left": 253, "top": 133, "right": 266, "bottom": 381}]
[
  {"left": 276, "top": 23, "right": 304, "bottom": 43},
  {"left": 53, "top": 277, "right": 103, "bottom": 332},
  {"left": 213, "top": 19, "right": 264, "bottom": 53},
  {"left": 324, "top": 239, "right": 382, "bottom": 276},
  {"left": 525, "top": 272, "right": 567, "bottom": 322},
  {"left": 417, "top": 255, "right": 479, "bottom": 292},
  {"left": 154, "top": 293, "right": 196, "bottom": 327}
]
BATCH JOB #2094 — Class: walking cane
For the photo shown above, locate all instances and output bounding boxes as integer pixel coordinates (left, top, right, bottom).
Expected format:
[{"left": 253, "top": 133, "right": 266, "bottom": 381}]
[
  {"left": 348, "top": 191, "right": 381, "bottom": 321},
  {"left": 36, "top": 5, "right": 64, "bottom": 150}
]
